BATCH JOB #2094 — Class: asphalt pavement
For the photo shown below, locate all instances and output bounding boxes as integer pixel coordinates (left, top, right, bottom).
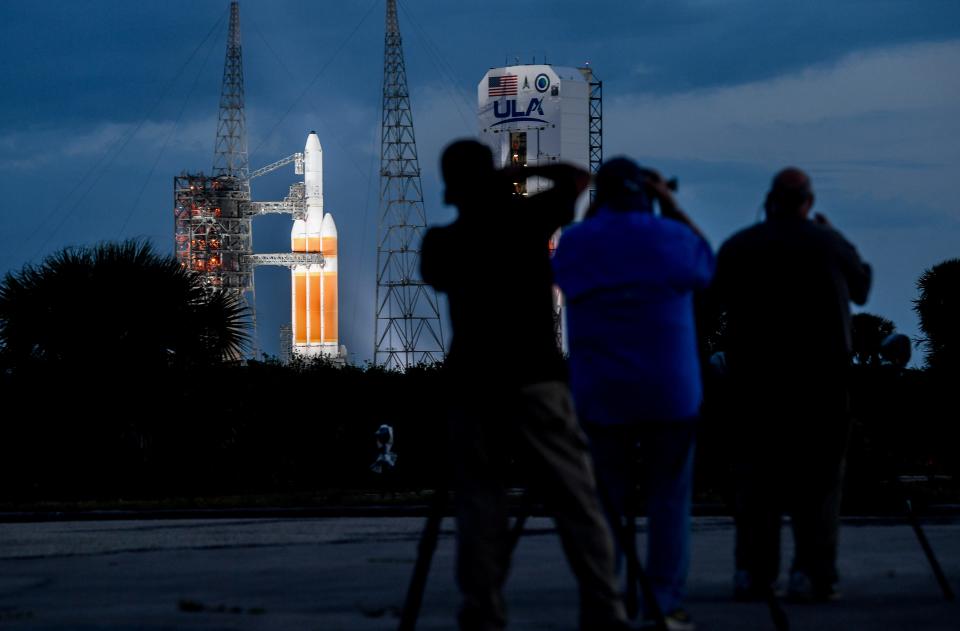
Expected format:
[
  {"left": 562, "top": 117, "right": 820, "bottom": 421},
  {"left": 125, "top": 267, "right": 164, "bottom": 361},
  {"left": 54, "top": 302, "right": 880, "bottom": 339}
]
[{"left": 0, "top": 516, "right": 957, "bottom": 630}]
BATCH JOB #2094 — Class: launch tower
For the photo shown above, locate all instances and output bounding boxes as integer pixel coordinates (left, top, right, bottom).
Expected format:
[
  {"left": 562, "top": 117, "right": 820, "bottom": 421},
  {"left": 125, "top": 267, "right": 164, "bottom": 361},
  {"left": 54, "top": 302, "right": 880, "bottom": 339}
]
[
  {"left": 174, "top": 1, "right": 337, "bottom": 361},
  {"left": 174, "top": 1, "right": 252, "bottom": 293},
  {"left": 373, "top": 0, "right": 445, "bottom": 370},
  {"left": 478, "top": 64, "right": 602, "bottom": 191},
  {"left": 212, "top": 0, "right": 249, "bottom": 192}
]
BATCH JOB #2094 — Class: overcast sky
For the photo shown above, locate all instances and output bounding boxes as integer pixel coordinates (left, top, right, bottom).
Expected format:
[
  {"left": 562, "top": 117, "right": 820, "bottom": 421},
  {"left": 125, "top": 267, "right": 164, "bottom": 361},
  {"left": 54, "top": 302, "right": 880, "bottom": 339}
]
[{"left": 1, "top": 0, "right": 958, "bottom": 363}]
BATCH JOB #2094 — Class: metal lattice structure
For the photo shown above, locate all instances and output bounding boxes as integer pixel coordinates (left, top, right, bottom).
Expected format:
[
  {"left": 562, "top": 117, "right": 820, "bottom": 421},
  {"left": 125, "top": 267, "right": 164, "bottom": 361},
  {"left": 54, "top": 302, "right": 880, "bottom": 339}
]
[
  {"left": 578, "top": 66, "right": 603, "bottom": 202},
  {"left": 175, "top": 1, "right": 253, "bottom": 293},
  {"left": 279, "top": 325, "right": 293, "bottom": 364},
  {"left": 587, "top": 74, "right": 602, "bottom": 176},
  {"left": 212, "top": 1, "right": 249, "bottom": 191},
  {"left": 174, "top": 173, "right": 251, "bottom": 290},
  {"left": 373, "top": 0, "right": 445, "bottom": 370},
  {"left": 174, "top": 1, "right": 331, "bottom": 362}
]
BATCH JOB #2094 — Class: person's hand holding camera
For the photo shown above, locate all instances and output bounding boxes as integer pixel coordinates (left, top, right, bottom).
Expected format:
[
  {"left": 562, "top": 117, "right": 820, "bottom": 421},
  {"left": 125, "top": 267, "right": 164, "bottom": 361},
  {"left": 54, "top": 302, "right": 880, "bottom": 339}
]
[
  {"left": 642, "top": 169, "right": 706, "bottom": 240},
  {"left": 642, "top": 168, "right": 679, "bottom": 212},
  {"left": 813, "top": 212, "right": 832, "bottom": 227}
]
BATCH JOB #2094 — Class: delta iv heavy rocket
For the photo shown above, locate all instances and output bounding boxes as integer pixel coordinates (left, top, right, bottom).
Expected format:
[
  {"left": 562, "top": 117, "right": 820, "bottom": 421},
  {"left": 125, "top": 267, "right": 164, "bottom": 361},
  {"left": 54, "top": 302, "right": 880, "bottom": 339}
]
[{"left": 291, "top": 131, "right": 338, "bottom": 358}]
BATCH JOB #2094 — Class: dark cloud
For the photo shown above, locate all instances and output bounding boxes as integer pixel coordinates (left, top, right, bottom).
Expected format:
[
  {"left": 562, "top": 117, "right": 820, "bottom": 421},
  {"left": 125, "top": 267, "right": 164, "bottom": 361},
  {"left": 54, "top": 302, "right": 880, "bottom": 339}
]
[{"left": 1, "top": 0, "right": 958, "bottom": 360}]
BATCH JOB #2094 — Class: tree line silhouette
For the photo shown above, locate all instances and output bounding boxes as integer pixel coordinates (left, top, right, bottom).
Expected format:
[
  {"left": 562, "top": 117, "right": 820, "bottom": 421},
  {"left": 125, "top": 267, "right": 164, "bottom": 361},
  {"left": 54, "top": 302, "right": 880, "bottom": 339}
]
[{"left": 0, "top": 241, "right": 956, "bottom": 509}]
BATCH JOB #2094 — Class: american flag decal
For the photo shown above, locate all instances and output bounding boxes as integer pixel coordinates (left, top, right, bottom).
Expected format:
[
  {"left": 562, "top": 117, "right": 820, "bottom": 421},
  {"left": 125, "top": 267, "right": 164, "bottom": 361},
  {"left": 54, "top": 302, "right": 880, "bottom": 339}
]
[{"left": 488, "top": 74, "right": 518, "bottom": 97}]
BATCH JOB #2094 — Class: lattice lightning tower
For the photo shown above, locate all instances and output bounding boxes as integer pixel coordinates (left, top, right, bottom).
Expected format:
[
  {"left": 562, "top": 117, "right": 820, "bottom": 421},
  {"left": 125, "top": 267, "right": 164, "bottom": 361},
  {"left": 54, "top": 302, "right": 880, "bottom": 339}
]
[
  {"left": 175, "top": 0, "right": 252, "bottom": 295},
  {"left": 212, "top": 0, "right": 249, "bottom": 192},
  {"left": 373, "top": 0, "right": 445, "bottom": 369}
]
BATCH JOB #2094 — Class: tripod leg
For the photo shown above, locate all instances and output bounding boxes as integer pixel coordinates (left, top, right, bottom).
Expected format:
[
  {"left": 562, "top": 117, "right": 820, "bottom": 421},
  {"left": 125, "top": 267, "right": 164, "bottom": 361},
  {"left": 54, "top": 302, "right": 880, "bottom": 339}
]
[
  {"left": 906, "top": 499, "right": 956, "bottom": 601},
  {"left": 765, "top": 589, "right": 790, "bottom": 631},
  {"left": 595, "top": 481, "right": 668, "bottom": 631},
  {"left": 507, "top": 489, "right": 531, "bottom": 553},
  {"left": 623, "top": 512, "right": 640, "bottom": 620},
  {"left": 398, "top": 491, "right": 447, "bottom": 631}
]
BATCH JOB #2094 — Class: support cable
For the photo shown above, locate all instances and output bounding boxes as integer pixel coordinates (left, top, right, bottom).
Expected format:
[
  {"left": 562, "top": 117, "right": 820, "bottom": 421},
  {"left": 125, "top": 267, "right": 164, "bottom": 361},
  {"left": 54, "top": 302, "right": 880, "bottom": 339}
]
[
  {"left": 249, "top": 0, "right": 380, "bottom": 159},
  {"left": 349, "top": 99, "right": 383, "bottom": 335},
  {"left": 24, "top": 7, "right": 229, "bottom": 262},
  {"left": 397, "top": 1, "right": 474, "bottom": 130},
  {"left": 399, "top": 2, "right": 473, "bottom": 110},
  {"left": 249, "top": 20, "right": 368, "bottom": 178},
  {"left": 118, "top": 15, "right": 222, "bottom": 238}
]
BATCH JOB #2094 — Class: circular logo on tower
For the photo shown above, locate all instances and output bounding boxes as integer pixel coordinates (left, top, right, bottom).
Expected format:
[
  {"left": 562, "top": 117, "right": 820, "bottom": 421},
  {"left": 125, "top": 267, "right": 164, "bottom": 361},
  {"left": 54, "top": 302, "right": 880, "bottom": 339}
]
[{"left": 534, "top": 73, "right": 550, "bottom": 93}]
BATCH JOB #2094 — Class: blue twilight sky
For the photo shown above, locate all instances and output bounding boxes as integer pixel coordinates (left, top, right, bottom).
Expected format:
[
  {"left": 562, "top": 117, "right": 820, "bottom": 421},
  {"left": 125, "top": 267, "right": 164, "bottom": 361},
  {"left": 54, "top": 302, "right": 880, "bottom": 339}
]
[{"left": 1, "top": 0, "right": 958, "bottom": 363}]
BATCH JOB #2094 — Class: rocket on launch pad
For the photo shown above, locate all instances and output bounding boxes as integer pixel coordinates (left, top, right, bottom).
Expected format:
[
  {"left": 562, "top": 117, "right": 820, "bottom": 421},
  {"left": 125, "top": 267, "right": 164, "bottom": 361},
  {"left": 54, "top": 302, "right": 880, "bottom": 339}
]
[{"left": 291, "top": 132, "right": 338, "bottom": 358}]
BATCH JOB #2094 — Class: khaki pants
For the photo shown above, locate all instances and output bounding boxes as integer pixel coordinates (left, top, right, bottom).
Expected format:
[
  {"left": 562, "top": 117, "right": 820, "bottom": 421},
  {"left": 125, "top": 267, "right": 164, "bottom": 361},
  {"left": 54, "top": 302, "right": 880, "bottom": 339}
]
[{"left": 451, "top": 380, "right": 626, "bottom": 631}]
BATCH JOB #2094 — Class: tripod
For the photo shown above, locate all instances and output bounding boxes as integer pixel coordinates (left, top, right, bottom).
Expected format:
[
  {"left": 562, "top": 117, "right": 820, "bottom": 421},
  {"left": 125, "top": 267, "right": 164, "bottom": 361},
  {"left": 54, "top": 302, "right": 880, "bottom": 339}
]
[
  {"left": 904, "top": 498, "right": 955, "bottom": 601},
  {"left": 872, "top": 335, "right": 954, "bottom": 602},
  {"left": 397, "top": 482, "right": 669, "bottom": 631}
]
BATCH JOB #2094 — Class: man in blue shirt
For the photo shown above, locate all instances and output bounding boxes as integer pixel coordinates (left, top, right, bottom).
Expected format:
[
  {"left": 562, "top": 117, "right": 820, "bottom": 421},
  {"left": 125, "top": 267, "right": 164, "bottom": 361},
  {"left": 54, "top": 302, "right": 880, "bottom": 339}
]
[{"left": 553, "top": 158, "right": 714, "bottom": 629}]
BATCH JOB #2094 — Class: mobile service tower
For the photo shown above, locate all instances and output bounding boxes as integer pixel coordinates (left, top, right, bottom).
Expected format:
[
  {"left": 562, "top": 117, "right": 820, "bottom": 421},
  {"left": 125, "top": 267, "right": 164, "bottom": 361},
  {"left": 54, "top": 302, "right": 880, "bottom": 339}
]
[
  {"left": 478, "top": 63, "right": 601, "bottom": 195},
  {"left": 477, "top": 63, "right": 602, "bottom": 344}
]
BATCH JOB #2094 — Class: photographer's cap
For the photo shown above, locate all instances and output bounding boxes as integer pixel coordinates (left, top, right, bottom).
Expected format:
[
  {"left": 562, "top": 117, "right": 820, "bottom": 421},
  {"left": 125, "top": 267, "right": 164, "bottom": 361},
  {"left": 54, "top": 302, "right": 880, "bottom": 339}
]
[{"left": 595, "top": 157, "right": 652, "bottom": 212}]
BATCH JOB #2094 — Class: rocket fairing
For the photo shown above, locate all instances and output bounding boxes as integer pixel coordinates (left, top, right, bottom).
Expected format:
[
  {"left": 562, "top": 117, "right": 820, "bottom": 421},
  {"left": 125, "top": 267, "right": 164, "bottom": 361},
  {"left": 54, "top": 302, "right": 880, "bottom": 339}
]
[
  {"left": 291, "top": 131, "right": 339, "bottom": 358},
  {"left": 304, "top": 131, "right": 324, "bottom": 222}
]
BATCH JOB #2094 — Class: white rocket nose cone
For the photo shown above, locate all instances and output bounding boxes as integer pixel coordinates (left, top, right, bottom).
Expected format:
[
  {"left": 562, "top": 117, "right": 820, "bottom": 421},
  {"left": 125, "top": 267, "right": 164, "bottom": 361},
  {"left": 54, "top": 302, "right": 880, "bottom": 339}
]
[
  {"left": 305, "top": 132, "right": 321, "bottom": 154},
  {"left": 304, "top": 132, "right": 323, "bottom": 175},
  {"left": 320, "top": 212, "right": 337, "bottom": 238},
  {"left": 291, "top": 218, "right": 307, "bottom": 251}
]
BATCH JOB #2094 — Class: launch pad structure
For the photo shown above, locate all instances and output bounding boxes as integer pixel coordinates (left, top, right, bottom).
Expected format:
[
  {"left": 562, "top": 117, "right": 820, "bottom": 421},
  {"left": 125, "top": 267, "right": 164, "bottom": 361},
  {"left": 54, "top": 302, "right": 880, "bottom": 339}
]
[
  {"left": 175, "top": 2, "right": 305, "bottom": 286},
  {"left": 173, "top": 174, "right": 249, "bottom": 291},
  {"left": 173, "top": 2, "right": 255, "bottom": 295},
  {"left": 173, "top": 1, "right": 601, "bottom": 365},
  {"left": 175, "top": 0, "right": 448, "bottom": 367},
  {"left": 173, "top": 1, "right": 333, "bottom": 360}
]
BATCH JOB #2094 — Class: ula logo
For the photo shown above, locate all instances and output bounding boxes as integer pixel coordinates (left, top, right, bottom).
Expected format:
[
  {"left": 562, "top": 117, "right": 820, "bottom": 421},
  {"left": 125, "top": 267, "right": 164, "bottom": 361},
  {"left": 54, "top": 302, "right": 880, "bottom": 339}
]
[
  {"left": 535, "top": 73, "right": 550, "bottom": 92},
  {"left": 492, "top": 98, "right": 547, "bottom": 126}
]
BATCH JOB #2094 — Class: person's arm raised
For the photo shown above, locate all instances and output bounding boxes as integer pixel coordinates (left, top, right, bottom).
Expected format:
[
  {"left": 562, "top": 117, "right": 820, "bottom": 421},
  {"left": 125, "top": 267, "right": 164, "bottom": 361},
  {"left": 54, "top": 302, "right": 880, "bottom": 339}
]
[
  {"left": 500, "top": 163, "right": 589, "bottom": 229},
  {"left": 645, "top": 170, "right": 708, "bottom": 242},
  {"left": 815, "top": 213, "right": 872, "bottom": 305}
]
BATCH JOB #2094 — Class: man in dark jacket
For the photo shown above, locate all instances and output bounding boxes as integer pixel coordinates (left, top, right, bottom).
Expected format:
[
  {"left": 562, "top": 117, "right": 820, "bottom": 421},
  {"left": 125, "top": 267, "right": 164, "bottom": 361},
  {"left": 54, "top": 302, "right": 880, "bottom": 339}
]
[
  {"left": 421, "top": 139, "right": 628, "bottom": 631},
  {"left": 713, "top": 167, "right": 872, "bottom": 602}
]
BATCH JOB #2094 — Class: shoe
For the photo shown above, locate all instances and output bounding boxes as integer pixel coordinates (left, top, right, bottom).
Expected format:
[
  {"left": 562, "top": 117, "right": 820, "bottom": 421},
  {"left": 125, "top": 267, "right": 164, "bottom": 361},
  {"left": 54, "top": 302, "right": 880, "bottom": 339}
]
[
  {"left": 785, "top": 570, "right": 840, "bottom": 603},
  {"left": 590, "top": 619, "right": 656, "bottom": 630},
  {"left": 664, "top": 609, "right": 696, "bottom": 631},
  {"left": 733, "top": 570, "right": 777, "bottom": 602},
  {"left": 640, "top": 609, "right": 695, "bottom": 631}
]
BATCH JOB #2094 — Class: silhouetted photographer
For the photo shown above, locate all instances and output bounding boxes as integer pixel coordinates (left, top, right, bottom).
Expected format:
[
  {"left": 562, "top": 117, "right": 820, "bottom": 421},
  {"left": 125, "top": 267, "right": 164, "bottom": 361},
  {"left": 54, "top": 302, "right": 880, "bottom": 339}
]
[
  {"left": 553, "top": 157, "right": 714, "bottom": 630},
  {"left": 420, "top": 140, "right": 630, "bottom": 631},
  {"left": 713, "top": 167, "right": 872, "bottom": 603}
]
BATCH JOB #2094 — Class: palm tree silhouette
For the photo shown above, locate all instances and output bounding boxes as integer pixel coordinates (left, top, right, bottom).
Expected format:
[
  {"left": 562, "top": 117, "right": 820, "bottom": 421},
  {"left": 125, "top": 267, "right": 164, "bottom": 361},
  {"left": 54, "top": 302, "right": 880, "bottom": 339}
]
[
  {"left": 851, "top": 312, "right": 896, "bottom": 366},
  {"left": 914, "top": 258, "right": 960, "bottom": 373},
  {"left": 0, "top": 239, "right": 250, "bottom": 369}
]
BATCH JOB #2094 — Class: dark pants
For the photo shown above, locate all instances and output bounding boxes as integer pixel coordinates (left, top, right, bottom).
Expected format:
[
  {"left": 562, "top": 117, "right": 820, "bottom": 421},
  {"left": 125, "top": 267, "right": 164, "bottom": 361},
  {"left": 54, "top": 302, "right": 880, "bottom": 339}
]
[
  {"left": 450, "top": 381, "right": 626, "bottom": 631},
  {"left": 585, "top": 421, "right": 696, "bottom": 614},
  {"left": 732, "top": 379, "right": 852, "bottom": 588}
]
